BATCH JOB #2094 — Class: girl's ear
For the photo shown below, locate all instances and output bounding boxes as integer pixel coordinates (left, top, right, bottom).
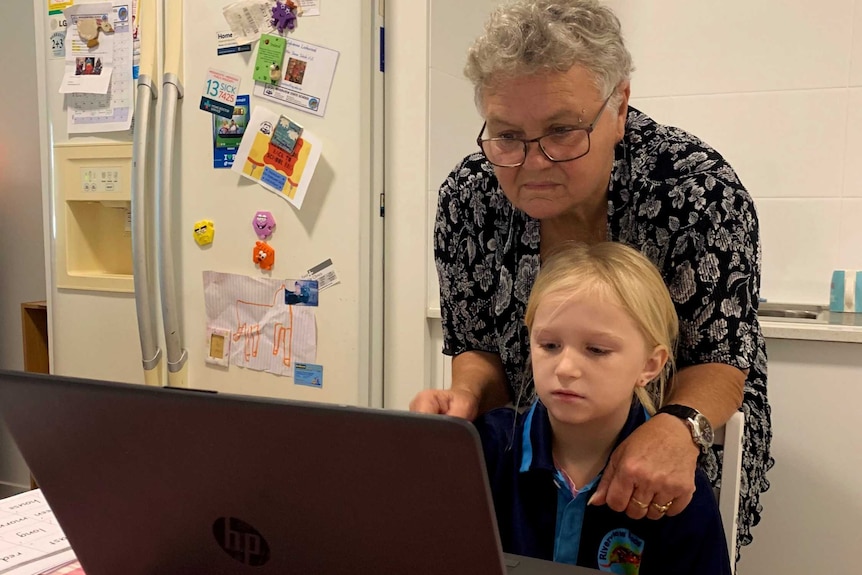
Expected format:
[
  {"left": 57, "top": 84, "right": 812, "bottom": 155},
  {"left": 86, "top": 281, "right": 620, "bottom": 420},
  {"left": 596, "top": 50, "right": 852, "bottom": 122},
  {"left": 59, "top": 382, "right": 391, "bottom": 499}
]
[{"left": 635, "top": 345, "right": 669, "bottom": 388}]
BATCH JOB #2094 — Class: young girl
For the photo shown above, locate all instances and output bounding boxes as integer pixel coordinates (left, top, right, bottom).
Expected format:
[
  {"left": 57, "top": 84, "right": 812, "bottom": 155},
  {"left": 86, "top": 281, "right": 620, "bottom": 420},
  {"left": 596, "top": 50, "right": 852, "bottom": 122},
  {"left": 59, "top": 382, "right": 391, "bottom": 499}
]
[{"left": 473, "top": 242, "right": 731, "bottom": 574}]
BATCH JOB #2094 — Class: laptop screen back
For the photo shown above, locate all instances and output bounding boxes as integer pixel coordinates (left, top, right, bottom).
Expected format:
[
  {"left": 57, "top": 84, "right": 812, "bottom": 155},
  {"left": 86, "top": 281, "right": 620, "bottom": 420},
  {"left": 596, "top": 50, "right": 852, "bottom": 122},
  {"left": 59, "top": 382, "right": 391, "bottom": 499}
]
[{"left": 0, "top": 370, "right": 509, "bottom": 575}]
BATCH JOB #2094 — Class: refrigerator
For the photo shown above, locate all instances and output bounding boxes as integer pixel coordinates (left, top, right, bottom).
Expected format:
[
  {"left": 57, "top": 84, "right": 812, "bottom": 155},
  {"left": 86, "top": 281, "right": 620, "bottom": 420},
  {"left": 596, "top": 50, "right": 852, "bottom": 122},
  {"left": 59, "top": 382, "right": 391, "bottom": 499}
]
[{"left": 33, "top": 0, "right": 385, "bottom": 406}]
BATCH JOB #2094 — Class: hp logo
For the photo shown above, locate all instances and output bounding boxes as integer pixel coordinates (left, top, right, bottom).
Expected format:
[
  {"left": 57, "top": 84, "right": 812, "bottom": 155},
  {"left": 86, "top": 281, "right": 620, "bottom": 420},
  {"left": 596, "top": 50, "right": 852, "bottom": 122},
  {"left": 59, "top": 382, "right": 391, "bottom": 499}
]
[{"left": 213, "top": 517, "right": 271, "bottom": 567}]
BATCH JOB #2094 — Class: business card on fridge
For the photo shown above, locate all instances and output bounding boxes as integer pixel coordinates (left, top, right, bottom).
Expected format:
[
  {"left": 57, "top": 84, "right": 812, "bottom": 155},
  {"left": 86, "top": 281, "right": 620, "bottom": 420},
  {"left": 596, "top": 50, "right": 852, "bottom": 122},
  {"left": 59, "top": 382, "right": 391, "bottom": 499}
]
[
  {"left": 200, "top": 68, "right": 242, "bottom": 119},
  {"left": 294, "top": 363, "right": 323, "bottom": 388},
  {"left": 216, "top": 30, "right": 252, "bottom": 56}
]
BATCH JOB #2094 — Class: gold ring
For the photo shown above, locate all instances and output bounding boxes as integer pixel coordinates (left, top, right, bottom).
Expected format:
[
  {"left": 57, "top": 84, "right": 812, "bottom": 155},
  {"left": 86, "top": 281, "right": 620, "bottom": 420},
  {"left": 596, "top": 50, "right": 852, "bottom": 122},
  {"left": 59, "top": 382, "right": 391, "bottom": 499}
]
[
  {"left": 651, "top": 500, "right": 673, "bottom": 513},
  {"left": 629, "top": 497, "right": 649, "bottom": 509}
]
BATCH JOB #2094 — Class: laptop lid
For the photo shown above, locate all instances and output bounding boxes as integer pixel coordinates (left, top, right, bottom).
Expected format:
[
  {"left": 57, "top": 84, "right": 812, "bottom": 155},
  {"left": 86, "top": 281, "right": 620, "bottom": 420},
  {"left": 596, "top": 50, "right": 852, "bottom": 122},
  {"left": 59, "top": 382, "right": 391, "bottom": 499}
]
[{"left": 0, "top": 370, "right": 593, "bottom": 575}]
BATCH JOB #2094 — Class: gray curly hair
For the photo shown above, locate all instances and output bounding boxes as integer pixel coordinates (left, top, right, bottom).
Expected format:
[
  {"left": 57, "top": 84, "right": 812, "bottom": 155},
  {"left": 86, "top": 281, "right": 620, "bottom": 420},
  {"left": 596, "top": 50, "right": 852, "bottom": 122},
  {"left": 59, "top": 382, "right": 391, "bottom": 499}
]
[{"left": 465, "top": 0, "right": 633, "bottom": 109}]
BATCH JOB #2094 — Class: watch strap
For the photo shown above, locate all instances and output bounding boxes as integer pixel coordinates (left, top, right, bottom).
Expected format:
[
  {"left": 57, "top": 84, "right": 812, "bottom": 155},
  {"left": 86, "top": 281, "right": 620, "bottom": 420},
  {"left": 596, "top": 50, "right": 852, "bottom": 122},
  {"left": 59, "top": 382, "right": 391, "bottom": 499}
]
[{"left": 656, "top": 404, "right": 699, "bottom": 421}]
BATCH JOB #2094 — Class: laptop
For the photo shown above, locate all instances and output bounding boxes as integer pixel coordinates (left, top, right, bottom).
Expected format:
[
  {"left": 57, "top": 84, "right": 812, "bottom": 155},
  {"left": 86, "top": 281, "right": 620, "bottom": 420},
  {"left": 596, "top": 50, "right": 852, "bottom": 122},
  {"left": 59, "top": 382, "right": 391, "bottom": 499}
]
[{"left": 0, "top": 370, "right": 595, "bottom": 574}]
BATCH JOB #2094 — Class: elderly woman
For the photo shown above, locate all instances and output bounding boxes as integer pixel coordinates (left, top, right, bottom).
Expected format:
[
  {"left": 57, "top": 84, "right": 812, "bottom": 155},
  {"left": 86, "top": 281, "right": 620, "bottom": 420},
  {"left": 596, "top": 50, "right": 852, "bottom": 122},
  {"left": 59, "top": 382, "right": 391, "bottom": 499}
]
[{"left": 410, "top": 0, "right": 772, "bottom": 558}]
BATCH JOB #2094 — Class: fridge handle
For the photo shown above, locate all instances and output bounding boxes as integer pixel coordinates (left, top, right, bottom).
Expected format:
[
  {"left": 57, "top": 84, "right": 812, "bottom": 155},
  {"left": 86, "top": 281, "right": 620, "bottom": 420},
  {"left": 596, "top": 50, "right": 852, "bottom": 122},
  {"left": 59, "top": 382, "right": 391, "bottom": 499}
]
[
  {"left": 157, "top": 0, "right": 188, "bottom": 387},
  {"left": 157, "top": 74, "right": 188, "bottom": 387},
  {"left": 133, "top": 78, "right": 163, "bottom": 386},
  {"left": 132, "top": 0, "right": 163, "bottom": 386}
]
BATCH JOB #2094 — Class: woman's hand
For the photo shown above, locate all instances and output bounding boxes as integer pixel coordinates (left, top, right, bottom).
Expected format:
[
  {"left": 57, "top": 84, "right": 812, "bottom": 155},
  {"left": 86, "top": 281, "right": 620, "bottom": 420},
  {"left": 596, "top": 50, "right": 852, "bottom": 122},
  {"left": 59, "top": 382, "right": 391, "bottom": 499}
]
[
  {"left": 589, "top": 413, "right": 700, "bottom": 519},
  {"left": 408, "top": 388, "right": 481, "bottom": 420},
  {"left": 409, "top": 351, "right": 511, "bottom": 420}
]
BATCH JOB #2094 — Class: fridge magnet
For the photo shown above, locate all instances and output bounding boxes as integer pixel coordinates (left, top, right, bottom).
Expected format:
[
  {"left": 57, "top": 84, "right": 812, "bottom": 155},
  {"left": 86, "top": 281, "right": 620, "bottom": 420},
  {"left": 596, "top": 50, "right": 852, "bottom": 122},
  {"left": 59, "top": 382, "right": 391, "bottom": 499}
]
[
  {"left": 254, "top": 38, "right": 339, "bottom": 118},
  {"left": 285, "top": 279, "right": 318, "bottom": 307},
  {"left": 252, "top": 211, "right": 276, "bottom": 239},
  {"left": 48, "top": 14, "right": 68, "bottom": 59},
  {"left": 200, "top": 68, "right": 242, "bottom": 119},
  {"left": 213, "top": 94, "right": 249, "bottom": 168},
  {"left": 253, "top": 34, "right": 287, "bottom": 84},
  {"left": 232, "top": 105, "right": 322, "bottom": 209},
  {"left": 271, "top": 1, "right": 298, "bottom": 34},
  {"left": 205, "top": 328, "right": 231, "bottom": 367},
  {"left": 193, "top": 220, "right": 215, "bottom": 246},
  {"left": 271, "top": 115, "right": 303, "bottom": 154},
  {"left": 216, "top": 30, "right": 252, "bottom": 56},
  {"left": 253, "top": 241, "right": 276, "bottom": 271},
  {"left": 294, "top": 363, "right": 323, "bottom": 388},
  {"left": 76, "top": 17, "right": 99, "bottom": 46}
]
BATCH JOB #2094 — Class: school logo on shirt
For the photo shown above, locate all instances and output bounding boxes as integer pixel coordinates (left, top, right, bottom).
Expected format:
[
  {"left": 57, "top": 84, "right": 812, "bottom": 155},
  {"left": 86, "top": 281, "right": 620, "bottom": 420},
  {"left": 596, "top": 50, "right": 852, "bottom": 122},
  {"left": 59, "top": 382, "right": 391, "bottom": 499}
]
[{"left": 597, "top": 528, "right": 644, "bottom": 575}]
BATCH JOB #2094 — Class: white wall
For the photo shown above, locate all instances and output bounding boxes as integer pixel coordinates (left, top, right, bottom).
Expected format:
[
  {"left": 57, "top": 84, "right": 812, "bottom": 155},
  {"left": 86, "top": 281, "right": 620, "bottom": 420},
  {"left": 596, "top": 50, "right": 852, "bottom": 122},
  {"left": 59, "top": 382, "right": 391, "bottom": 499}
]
[
  {"left": 423, "top": 0, "right": 862, "bottom": 307},
  {"left": 606, "top": 0, "right": 862, "bottom": 305},
  {"left": 0, "top": 0, "right": 44, "bottom": 495}
]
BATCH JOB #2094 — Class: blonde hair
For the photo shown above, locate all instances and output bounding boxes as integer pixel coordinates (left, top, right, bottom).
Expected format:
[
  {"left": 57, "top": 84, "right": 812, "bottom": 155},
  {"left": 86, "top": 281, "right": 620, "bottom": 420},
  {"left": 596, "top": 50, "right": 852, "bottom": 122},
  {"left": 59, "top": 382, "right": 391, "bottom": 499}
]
[
  {"left": 524, "top": 242, "right": 678, "bottom": 414},
  {"left": 465, "top": 0, "right": 633, "bottom": 109}
]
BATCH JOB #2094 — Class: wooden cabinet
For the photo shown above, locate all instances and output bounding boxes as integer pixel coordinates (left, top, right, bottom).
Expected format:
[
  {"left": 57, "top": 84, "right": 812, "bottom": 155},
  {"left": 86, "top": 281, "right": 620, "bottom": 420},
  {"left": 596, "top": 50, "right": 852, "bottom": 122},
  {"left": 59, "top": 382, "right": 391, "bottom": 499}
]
[
  {"left": 21, "top": 301, "right": 48, "bottom": 488},
  {"left": 21, "top": 301, "right": 49, "bottom": 374}
]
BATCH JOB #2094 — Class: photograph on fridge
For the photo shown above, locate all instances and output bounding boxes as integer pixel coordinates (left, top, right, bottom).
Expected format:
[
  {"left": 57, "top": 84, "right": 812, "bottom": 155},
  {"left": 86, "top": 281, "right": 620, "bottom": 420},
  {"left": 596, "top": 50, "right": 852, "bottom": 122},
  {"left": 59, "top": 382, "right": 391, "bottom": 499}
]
[
  {"left": 285, "top": 279, "right": 318, "bottom": 307},
  {"left": 213, "top": 94, "right": 250, "bottom": 168}
]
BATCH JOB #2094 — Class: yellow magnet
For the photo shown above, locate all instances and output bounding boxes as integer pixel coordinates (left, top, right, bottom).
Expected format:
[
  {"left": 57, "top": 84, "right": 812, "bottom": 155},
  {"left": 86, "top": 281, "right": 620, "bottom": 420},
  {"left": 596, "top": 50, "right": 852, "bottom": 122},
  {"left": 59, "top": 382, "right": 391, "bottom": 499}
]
[{"left": 193, "top": 219, "right": 215, "bottom": 246}]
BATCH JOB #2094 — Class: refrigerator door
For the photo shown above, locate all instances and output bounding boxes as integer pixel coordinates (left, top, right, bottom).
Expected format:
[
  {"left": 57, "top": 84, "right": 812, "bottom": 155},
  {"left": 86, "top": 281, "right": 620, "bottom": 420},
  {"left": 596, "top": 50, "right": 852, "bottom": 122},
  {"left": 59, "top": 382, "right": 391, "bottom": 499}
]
[
  {"left": 36, "top": 0, "right": 384, "bottom": 405},
  {"left": 36, "top": 0, "right": 144, "bottom": 385},
  {"left": 165, "top": 1, "right": 384, "bottom": 404}
]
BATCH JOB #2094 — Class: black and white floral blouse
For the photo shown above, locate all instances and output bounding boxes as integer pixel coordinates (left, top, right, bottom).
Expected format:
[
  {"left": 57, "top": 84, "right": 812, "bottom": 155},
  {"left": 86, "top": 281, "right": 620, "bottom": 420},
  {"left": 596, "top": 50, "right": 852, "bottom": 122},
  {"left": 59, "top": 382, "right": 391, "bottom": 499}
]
[{"left": 434, "top": 107, "right": 773, "bottom": 554}]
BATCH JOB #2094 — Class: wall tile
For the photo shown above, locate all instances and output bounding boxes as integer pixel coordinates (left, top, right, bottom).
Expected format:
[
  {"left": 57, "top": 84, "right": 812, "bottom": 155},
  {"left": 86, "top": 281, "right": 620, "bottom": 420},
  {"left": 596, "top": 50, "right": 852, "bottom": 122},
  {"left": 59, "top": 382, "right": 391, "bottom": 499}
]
[
  {"left": 661, "top": 91, "right": 846, "bottom": 199},
  {"left": 428, "top": 68, "right": 483, "bottom": 189},
  {"left": 429, "top": 0, "right": 499, "bottom": 78},
  {"left": 837, "top": 199, "right": 862, "bottom": 269},
  {"left": 757, "top": 198, "right": 842, "bottom": 304},
  {"left": 844, "top": 88, "right": 862, "bottom": 196},
  {"left": 628, "top": 97, "right": 677, "bottom": 127},
  {"left": 606, "top": 0, "right": 854, "bottom": 97}
]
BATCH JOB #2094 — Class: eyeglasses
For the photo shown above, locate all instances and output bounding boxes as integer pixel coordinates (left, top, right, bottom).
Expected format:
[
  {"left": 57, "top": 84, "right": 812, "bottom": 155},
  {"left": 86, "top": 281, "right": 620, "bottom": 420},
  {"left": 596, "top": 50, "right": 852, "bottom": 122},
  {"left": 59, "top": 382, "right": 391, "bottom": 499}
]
[{"left": 476, "top": 92, "right": 614, "bottom": 168}]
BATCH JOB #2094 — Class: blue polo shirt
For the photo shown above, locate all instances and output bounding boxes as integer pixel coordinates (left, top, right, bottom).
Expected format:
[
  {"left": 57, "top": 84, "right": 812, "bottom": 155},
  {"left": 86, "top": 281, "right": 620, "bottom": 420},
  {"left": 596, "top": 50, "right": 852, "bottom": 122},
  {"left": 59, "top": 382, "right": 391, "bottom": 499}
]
[{"left": 473, "top": 400, "right": 732, "bottom": 575}]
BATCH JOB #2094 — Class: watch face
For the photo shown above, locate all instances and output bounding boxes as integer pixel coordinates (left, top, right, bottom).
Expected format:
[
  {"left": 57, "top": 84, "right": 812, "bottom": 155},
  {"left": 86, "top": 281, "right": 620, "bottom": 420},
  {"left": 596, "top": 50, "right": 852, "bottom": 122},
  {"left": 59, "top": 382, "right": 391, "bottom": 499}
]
[{"left": 693, "top": 413, "right": 714, "bottom": 446}]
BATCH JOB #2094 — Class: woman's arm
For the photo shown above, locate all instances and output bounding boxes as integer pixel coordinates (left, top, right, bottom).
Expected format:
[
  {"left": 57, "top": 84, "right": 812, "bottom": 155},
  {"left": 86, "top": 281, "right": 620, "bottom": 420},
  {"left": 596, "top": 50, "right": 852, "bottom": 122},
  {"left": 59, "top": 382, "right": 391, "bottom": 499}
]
[
  {"left": 412, "top": 156, "right": 512, "bottom": 419},
  {"left": 593, "top": 159, "right": 759, "bottom": 520},
  {"left": 587, "top": 363, "right": 744, "bottom": 516},
  {"left": 663, "top": 363, "right": 744, "bottom": 430},
  {"left": 409, "top": 350, "right": 510, "bottom": 419}
]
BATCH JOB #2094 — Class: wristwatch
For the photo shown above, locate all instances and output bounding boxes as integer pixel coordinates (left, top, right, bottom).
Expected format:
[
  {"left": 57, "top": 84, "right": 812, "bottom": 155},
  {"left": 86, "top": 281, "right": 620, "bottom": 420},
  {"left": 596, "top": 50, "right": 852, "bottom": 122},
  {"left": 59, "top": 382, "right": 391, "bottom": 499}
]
[{"left": 656, "top": 404, "right": 714, "bottom": 453}]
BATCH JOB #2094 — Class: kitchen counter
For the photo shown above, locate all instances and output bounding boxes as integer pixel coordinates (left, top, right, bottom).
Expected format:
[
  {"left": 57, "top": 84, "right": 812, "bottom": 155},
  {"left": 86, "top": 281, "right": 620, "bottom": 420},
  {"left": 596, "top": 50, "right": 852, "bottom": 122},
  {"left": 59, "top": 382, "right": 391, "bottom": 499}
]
[
  {"left": 428, "top": 305, "right": 862, "bottom": 344},
  {"left": 759, "top": 312, "right": 862, "bottom": 344},
  {"left": 757, "top": 302, "right": 862, "bottom": 343}
]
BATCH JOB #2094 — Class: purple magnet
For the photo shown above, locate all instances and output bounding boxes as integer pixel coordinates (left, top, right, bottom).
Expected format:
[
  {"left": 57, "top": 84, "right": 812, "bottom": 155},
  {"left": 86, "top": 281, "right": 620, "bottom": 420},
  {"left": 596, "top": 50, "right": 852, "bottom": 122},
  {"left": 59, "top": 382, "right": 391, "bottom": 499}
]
[
  {"left": 271, "top": 1, "right": 298, "bottom": 33},
  {"left": 253, "top": 211, "right": 276, "bottom": 239}
]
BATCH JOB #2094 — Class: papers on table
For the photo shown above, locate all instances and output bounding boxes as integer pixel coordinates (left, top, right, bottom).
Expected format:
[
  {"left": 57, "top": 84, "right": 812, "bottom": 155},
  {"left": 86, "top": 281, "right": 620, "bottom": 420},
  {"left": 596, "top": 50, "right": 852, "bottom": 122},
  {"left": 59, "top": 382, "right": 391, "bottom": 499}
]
[{"left": 0, "top": 489, "right": 76, "bottom": 575}]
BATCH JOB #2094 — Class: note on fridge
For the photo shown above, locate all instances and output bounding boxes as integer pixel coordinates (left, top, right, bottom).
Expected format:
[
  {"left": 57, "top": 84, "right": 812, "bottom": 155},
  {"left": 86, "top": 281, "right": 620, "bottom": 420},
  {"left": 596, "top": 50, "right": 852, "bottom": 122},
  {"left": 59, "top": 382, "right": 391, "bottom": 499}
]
[
  {"left": 203, "top": 271, "right": 317, "bottom": 377},
  {"left": 59, "top": 3, "right": 115, "bottom": 94},
  {"left": 222, "top": 0, "right": 275, "bottom": 46},
  {"left": 232, "top": 105, "right": 322, "bottom": 210},
  {"left": 254, "top": 38, "right": 339, "bottom": 118},
  {"left": 65, "top": 1, "right": 135, "bottom": 134},
  {"left": 296, "top": 0, "right": 321, "bottom": 16}
]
